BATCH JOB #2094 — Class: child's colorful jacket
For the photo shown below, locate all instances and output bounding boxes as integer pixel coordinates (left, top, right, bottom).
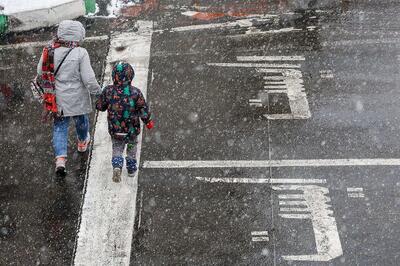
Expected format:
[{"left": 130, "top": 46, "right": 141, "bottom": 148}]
[{"left": 96, "top": 62, "right": 152, "bottom": 141}]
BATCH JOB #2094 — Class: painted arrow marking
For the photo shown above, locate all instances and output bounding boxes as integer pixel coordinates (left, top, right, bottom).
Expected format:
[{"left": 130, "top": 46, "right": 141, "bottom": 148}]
[
  {"left": 195, "top": 177, "right": 343, "bottom": 262},
  {"left": 207, "top": 55, "right": 311, "bottom": 120}
]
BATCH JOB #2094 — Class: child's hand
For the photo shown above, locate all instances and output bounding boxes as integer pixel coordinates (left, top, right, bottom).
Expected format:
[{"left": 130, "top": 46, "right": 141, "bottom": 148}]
[{"left": 146, "top": 120, "right": 154, "bottom": 130}]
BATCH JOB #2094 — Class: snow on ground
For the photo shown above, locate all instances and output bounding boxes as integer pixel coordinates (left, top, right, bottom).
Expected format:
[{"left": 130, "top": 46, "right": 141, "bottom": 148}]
[
  {"left": 0, "top": 0, "right": 82, "bottom": 14},
  {"left": 105, "top": 0, "right": 142, "bottom": 18}
]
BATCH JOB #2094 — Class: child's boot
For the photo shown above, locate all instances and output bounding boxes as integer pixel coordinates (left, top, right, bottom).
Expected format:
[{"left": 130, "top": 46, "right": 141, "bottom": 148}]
[
  {"left": 112, "top": 168, "right": 122, "bottom": 183},
  {"left": 112, "top": 156, "right": 124, "bottom": 182},
  {"left": 126, "top": 158, "right": 137, "bottom": 177}
]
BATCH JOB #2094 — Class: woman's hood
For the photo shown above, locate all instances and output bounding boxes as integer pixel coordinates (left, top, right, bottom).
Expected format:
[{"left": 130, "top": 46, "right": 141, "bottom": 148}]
[{"left": 57, "top": 20, "right": 85, "bottom": 43}]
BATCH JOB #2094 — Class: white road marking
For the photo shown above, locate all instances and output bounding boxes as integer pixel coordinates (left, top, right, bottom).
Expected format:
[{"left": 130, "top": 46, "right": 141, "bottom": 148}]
[
  {"left": 252, "top": 236, "right": 270, "bottom": 242},
  {"left": 208, "top": 55, "right": 310, "bottom": 119},
  {"left": 263, "top": 68, "right": 310, "bottom": 119},
  {"left": 73, "top": 21, "right": 153, "bottom": 266},
  {"left": 263, "top": 76, "right": 284, "bottom": 81},
  {"left": 251, "top": 231, "right": 269, "bottom": 242},
  {"left": 320, "top": 70, "right": 334, "bottom": 79},
  {"left": 275, "top": 185, "right": 343, "bottom": 262},
  {"left": 207, "top": 62, "right": 301, "bottom": 69},
  {"left": 166, "top": 16, "right": 276, "bottom": 33},
  {"left": 197, "top": 177, "right": 343, "bottom": 262},
  {"left": 278, "top": 194, "right": 304, "bottom": 199},
  {"left": 251, "top": 231, "right": 269, "bottom": 236},
  {"left": 249, "top": 98, "right": 263, "bottom": 107},
  {"left": 0, "top": 35, "right": 109, "bottom": 50},
  {"left": 347, "top": 187, "right": 363, "bottom": 192},
  {"left": 194, "top": 177, "right": 326, "bottom": 184},
  {"left": 228, "top": 27, "right": 303, "bottom": 38},
  {"left": 279, "top": 201, "right": 307, "bottom": 206},
  {"left": 348, "top": 193, "right": 365, "bottom": 198},
  {"left": 143, "top": 158, "right": 400, "bottom": 168},
  {"left": 280, "top": 214, "right": 312, "bottom": 219},
  {"left": 237, "top": 56, "right": 305, "bottom": 61},
  {"left": 347, "top": 188, "right": 365, "bottom": 198},
  {"left": 235, "top": 56, "right": 309, "bottom": 120},
  {"left": 280, "top": 207, "right": 310, "bottom": 212},
  {"left": 265, "top": 89, "right": 287, "bottom": 94},
  {"left": 322, "top": 38, "right": 400, "bottom": 47}
]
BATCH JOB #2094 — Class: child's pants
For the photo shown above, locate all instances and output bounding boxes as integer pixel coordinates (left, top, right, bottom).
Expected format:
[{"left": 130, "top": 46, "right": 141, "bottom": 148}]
[{"left": 111, "top": 137, "right": 138, "bottom": 171}]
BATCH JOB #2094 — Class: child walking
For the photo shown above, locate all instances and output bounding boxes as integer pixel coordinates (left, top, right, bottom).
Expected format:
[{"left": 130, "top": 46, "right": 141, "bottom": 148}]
[{"left": 96, "top": 62, "right": 153, "bottom": 182}]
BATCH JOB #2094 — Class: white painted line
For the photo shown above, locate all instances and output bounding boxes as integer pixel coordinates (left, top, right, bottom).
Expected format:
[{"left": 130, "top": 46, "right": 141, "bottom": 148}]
[
  {"left": 348, "top": 193, "right": 365, "bottom": 198},
  {"left": 265, "top": 90, "right": 288, "bottom": 94},
  {"left": 251, "top": 231, "right": 269, "bottom": 236},
  {"left": 237, "top": 56, "right": 305, "bottom": 62},
  {"left": 0, "top": 35, "right": 109, "bottom": 50},
  {"left": 167, "top": 17, "right": 272, "bottom": 32},
  {"left": 194, "top": 177, "right": 326, "bottom": 184},
  {"left": 249, "top": 98, "right": 263, "bottom": 107},
  {"left": 278, "top": 194, "right": 304, "bottom": 199},
  {"left": 263, "top": 76, "right": 284, "bottom": 80},
  {"left": 265, "top": 114, "right": 310, "bottom": 120},
  {"left": 280, "top": 207, "right": 310, "bottom": 212},
  {"left": 229, "top": 27, "right": 303, "bottom": 38},
  {"left": 279, "top": 201, "right": 307, "bottom": 206},
  {"left": 322, "top": 38, "right": 400, "bottom": 47},
  {"left": 320, "top": 70, "right": 334, "bottom": 79},
  {"left": 73, "top": 22, "right": 153, "bottom": 266},
  {"left": 252, "top": 236, "right": 270, "bottom": 242},
  {"left": 279, "top": 213, "right": 312, "bottom": 219},
  {"left": 347, "top": 187, "right": 363, "bottom": 192},
  {"left": 207, "top": 62, "right": 301, "bottom": 69},
  {"left": 257, "top": 68, "right": 299, "bottom": 73},
  {"left": 143, "top": 158, "right": 400, "bottom": 168}
]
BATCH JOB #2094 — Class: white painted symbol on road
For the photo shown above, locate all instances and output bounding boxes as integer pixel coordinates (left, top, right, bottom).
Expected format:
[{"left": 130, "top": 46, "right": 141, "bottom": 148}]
[
  {"left": 251, "top": 231, "right": 270, "bottom": 242},
  {"left": 275, "top": 184, "right": 343, "bottom": 261},
  {"left": 195, "top": 177, "right": 343, "bottom": 262},
  {"left": 320, "top": 70, "right": 334, "bottom": 79},
  {"left": 208, "top": 56, "right": 311, "bottom": 119},
  {"left": 347, "top": 187, "right": 365, "bottom": 198}
]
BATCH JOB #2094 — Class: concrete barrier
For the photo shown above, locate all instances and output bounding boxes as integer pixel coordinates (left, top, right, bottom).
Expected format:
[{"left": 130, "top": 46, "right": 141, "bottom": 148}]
[{"left": 0, "top": 0, "right": 86, "bottom": 32}]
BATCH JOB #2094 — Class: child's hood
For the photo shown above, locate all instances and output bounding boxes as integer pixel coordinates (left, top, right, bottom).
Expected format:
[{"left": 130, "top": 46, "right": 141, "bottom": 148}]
[{"left": 112, "top": 62, "right": 135, "bottom": 86}]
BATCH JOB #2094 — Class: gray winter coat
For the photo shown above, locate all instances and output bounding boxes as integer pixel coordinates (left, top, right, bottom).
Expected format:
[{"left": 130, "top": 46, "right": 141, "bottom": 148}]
[{"left": 37, "top": 20, "right": 101, "bottom": 117}]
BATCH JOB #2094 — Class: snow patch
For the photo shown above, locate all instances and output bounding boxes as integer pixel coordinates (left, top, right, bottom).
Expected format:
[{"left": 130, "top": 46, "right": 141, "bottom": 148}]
[{"left": 0, "top": 0, "right": 80, "bottom": 14}]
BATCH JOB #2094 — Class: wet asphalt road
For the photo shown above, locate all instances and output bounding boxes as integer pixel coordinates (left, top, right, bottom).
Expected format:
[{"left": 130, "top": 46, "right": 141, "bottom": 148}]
[
  {"left": 1, "top": 0, "right": 400, "bottom": 265},
  {"left": 134, "top": 2, "right": 400, "bottom": 265}
]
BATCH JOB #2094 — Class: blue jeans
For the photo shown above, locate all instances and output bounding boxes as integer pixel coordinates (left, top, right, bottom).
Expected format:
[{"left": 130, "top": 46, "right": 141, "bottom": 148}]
[{"left": 53, "top": 115, "right": 89, "bottom": 158}]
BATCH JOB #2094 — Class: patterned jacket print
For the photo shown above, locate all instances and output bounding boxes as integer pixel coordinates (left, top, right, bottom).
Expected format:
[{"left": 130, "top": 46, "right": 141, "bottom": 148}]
[
  {"left": 96, "top": 84, "right": 152, "bottom": 141},
  {"left": 96, "top": 62, "right": 152, "bottom": 141}
]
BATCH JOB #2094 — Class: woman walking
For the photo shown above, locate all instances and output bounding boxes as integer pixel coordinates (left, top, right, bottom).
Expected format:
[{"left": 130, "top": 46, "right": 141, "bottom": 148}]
[{"left": 37, "top": 20, "right": 101, "bottom": 178}]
